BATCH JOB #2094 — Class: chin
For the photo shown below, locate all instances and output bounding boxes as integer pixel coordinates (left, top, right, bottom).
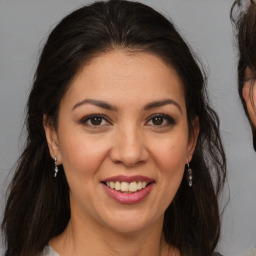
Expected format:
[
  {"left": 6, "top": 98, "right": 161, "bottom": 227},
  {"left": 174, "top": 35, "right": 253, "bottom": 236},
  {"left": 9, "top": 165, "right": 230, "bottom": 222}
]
[{"left": 101, "top": 209, "right": 161, "bottom": 234}]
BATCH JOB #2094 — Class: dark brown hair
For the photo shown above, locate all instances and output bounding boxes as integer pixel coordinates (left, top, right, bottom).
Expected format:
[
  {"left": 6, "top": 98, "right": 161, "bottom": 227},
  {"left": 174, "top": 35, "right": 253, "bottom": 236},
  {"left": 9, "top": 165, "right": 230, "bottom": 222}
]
[
  {"left": 2, "top": 1, "right": 226, "bottom": 255},
  {"left": 231, "top": 0, "right": 256, "bottom": 149}
]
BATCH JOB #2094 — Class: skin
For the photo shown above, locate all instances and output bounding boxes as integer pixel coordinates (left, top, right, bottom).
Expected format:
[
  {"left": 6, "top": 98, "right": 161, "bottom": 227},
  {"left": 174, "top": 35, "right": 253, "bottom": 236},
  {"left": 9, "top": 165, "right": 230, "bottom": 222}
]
[
  {"left": 243, "top": 67, "right": 256, "bottom": 129},
  {"left": 44, "top": 50, "right": 199, "bottom": 256}
]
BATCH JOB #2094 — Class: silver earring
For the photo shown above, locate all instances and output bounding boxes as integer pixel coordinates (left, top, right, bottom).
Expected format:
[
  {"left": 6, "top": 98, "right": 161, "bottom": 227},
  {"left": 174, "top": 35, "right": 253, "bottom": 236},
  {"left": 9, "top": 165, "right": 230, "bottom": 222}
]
[
  {"left": 54, "top": 157, "right": 58, "bottom": 178},
  {"left": 186, "top": 163, "right": 193, "bottom": 187}
]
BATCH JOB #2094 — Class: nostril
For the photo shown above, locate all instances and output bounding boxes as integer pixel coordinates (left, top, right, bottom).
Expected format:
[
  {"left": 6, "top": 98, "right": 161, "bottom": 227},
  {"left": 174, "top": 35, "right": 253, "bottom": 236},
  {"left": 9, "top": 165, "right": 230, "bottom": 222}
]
[
  {"left": 112, "top": 159, "right": 124, "bottom": 165},
  {"left": 108, "top": 137, "right": 148, "bottom": 166}
]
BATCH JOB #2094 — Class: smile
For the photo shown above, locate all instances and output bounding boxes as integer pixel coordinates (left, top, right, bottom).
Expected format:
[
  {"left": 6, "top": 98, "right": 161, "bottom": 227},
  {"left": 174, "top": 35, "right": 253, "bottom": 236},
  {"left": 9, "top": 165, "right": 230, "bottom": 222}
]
[
  {"left": 105, "top": 181, "right": 148, "bottom": 193},
  {"left": 101, "top": 175, "right": 154, "bottom": 204}
]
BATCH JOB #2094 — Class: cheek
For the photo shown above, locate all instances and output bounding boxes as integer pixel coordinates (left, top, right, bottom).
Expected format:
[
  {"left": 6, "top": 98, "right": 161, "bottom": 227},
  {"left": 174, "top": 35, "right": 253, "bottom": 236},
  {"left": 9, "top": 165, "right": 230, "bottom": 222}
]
[
  {"left": 158, "top": 144, "right": 187, "bottom": 179},
  {"left": 151, "top": 132, "right": 189, "bottom": 170},
  {"left": 58, "top": 131, "right": 111, "bottom": 179},
  {"left": 150, "top": 133, "right": 188, "bottom": 188},
  {"left": 149, "top": 137, "right": 187, "bottom": 214},
  {"left": 58, "top": 134, "right": 111, "bottom": 210}
]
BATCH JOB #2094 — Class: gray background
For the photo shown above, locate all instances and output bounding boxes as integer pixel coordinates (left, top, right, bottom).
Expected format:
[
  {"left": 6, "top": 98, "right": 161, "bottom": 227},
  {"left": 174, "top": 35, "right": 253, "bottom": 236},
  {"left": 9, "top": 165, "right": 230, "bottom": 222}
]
[{"left": 1, "top": 0, "right": 256, "bottom": 255}]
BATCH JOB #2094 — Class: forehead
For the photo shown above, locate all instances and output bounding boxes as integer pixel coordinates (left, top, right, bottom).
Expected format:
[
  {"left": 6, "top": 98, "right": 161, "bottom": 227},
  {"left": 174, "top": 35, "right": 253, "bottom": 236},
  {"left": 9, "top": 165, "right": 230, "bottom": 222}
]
[{"left": 63, "top": 50, "right": 186, "bottom": 109}]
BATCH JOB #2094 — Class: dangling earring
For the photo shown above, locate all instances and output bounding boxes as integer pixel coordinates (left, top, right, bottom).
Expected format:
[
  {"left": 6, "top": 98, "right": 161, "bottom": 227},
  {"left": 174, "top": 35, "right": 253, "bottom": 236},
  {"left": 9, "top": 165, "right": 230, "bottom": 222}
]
[
  {"left": 54, "top": 157, "right": 58, "bottom": 178},
  {"left": 186, "top": 163, "right": 193, "bottom": 187}
]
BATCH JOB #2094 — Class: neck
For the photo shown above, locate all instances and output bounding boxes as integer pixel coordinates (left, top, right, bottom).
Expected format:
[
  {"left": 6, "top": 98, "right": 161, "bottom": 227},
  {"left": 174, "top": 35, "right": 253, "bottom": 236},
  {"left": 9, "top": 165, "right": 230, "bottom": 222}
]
[{"left": 49, "top": 211, "right": 179, "bottom": 256}]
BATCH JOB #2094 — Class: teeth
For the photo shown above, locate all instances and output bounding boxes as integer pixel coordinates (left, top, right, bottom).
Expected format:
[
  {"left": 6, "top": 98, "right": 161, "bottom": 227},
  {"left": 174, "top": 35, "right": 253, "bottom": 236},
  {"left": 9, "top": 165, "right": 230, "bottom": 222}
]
[
  {"left": 110, "top": 181, "right": 115, "bottom": 189},
  {"left": 121, "top": 182, "right": 129, "bottom": 192},
  {"left": 137, "top": 181, "right": 142, "bottom": 190},
  {"left": 129, "top": 182, "right": 137, "bottom": 192},
  {"left": 115, "top": 181, "right": 121, "bottom": 191},
  {"left": 106, "top": 181, "right": 149, "bottom": 192}
]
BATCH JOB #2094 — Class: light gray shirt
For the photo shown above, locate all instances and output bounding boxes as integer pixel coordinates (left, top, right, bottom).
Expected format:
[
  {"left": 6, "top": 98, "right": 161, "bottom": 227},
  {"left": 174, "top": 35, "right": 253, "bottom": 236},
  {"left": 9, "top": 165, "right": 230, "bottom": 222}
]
[
  {"left": 41, "top": 246, "right": 59, "bottom": 256},
  {"left": 40, "top": 245, "right": 226, "bottom": 256}
]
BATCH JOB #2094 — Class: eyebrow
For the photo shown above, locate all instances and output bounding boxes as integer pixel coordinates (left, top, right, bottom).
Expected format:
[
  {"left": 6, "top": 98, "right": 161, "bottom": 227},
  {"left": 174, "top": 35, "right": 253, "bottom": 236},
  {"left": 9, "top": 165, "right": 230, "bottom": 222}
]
[
  {"left": 144, "top": 99, "right": 182, "bottom": 113},
  {"left": 72, "top": 98, "right": 182, "bottom": 113},
  {"left": 72, "top": 99, "right": 118, "bottom": 111}
]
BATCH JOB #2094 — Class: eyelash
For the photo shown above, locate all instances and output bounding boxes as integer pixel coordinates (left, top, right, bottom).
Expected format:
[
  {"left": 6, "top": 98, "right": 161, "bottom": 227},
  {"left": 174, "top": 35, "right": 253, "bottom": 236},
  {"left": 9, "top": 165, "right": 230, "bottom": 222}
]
[
  {"left": 146, "top": 114, "right": 176, "bottom": 127},
  {"left": 80, "top": 113, "right": 176, "bottom": 127},
  {"left": 80, "top": 114, "right": 111, "bottom": 127}
]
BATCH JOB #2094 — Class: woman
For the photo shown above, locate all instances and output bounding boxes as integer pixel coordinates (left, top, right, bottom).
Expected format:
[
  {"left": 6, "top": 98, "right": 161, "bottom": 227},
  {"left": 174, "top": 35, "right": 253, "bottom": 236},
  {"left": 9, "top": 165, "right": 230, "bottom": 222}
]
[
  {"left": 231, "top": 0, "right": 256, "bottom": 151},
  {"left": 1, "top": 1, "right": 226, "bottom": 255},
  {"left": 231, "top": 1, "right": 256, "bottom": 255}
]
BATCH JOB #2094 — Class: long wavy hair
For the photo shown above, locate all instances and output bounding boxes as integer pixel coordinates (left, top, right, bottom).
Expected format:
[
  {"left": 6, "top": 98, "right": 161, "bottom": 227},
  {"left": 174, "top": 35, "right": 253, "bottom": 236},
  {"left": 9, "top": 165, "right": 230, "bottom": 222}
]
[
  {"left": 1, "top": 1, "right": 226, "bottom": 255},
  {"left": 231, "top": 0, "right": 256, "bottom": 149}
]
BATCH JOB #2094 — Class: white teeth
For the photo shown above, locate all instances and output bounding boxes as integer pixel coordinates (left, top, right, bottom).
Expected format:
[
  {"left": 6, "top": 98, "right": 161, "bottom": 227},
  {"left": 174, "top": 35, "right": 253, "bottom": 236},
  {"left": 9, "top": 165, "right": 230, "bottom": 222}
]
[
  {"left": 121, "top": 182, "right": 129, "bottom": 192},
  {"left": 137, "top": 181, "right": 142, "bottom": 190},
  {"left": 129, "top": 182, "right": 137, "bottom": 192},
  {"left": 105, "top": 181, "right": 149, "bottom": 192},
  {"left": 110, "top": 181, "right": 115, "bottom": 189},
  {"left": 115, "top": 181, "right": 121, "bottom": 191}
]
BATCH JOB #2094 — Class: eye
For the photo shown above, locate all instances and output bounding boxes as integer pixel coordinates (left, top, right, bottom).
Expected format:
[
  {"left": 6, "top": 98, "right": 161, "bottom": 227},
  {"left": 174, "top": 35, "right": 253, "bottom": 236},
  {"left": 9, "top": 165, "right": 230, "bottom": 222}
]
[
  {"left": 80, "top": 114, "right": 110, "bottom": 127},
  {"left": 146, "top": 114, "right": 176, "bottom": 126},
  {"left": 152, "top": 116, "right": 164, "bottom": 125}
]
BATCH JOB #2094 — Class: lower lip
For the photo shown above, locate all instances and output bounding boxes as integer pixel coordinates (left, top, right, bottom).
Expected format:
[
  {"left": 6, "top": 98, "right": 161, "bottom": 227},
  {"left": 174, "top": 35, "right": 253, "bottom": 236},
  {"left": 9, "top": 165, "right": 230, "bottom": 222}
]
[{"left": 102, "top": 183, "right": 153, "bottom": 204}]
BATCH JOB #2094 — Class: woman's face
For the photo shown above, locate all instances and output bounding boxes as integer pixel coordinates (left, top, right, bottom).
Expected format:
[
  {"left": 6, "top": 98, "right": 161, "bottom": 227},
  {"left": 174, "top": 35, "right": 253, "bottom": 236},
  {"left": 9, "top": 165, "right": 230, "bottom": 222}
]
[
  {"left": 243, "top": 67, "right": 256, "bottom": 129},
  {"left": 45, "top": 50, "right": 198, "bottom": 234}
]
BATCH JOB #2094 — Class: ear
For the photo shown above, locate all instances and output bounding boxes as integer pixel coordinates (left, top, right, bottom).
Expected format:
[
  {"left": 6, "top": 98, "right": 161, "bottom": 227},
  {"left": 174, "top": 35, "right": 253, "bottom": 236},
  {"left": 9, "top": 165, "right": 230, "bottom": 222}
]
[
  {"left": 187, "top": 116, "right": 199, "bottom": 163},
  {"left": 243, "top": 81, "right": 256, "bottom": 129},
  {"left": 43, "top": 114, "right": 62, "bottom": 164}
]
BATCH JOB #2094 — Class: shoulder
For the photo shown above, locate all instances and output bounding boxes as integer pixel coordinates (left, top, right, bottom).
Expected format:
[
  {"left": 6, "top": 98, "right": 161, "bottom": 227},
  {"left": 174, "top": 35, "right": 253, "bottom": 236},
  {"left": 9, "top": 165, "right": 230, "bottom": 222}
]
[
  {"left": 244, "top": 246, "right": 256, "bottom": 256},
  {"left": 40, "top": 246, "right": 59, "bottom": 256}
]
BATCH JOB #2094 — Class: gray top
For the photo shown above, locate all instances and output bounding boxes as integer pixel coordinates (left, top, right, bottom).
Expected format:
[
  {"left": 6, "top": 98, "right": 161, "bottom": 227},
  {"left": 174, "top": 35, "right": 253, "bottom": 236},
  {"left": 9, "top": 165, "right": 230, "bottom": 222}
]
[
  {"left": 40, "top": 245, "right": 224, "bottom": 256},
  {"left": 41, "top": 246, "right": 59, "bottom": 256},
  {"left": 245, "top": 246, "right": 256, "bottom": 256}
]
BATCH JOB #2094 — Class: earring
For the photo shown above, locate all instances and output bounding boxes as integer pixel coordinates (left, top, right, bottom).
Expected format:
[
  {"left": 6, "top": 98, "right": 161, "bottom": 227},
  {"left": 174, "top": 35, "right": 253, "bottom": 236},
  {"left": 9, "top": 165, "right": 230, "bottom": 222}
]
[
  {"left": 54, "top": 157, "right": 58, "bottom": 178},
  {"left": 186, "top": 163, "right": 193, "bottom": 187}
]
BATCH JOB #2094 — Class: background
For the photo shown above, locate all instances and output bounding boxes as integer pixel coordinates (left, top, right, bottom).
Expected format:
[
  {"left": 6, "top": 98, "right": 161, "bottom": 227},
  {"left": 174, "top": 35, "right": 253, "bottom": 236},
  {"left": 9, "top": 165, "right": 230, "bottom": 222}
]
[{"left": 1, "top": 0, "right": 256, "bottom": 255}]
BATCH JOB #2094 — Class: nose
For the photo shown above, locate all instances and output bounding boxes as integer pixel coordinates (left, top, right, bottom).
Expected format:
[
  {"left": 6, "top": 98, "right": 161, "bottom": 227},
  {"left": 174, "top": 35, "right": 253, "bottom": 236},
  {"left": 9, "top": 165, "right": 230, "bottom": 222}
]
[{"left": 109, "top": 126, "right": 148, "bottom": 167}]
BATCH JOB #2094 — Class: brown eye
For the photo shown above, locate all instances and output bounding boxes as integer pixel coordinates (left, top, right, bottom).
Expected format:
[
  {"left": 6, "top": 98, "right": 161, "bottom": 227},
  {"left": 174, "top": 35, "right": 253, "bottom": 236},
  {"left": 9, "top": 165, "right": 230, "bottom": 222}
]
[
  {"left": 90, "top": 116, "right": 103, "bottom": 126},
  {"left": 146, "top": 114, "right": 176, "bottom": 127},
  {"left": 152, "top": 116, "right": 164, "bottom": 125},
  {"left": 80, "top": 114, "right": 110, "bottom": 127}
]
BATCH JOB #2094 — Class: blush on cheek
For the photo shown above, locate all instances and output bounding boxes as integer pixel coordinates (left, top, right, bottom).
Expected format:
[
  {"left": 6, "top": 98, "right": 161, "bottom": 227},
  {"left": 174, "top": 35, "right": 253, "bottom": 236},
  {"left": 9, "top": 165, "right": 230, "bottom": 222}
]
[
  {"left": 155, "top": 140, "right": 188, "bottom": 163},
  {"left": 61, "top": 140, "right": 110, "bottom": 182}
]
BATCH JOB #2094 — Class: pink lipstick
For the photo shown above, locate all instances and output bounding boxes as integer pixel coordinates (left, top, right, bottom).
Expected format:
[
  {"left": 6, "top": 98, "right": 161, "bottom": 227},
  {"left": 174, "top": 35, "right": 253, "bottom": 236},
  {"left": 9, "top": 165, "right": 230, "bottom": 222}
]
[{"left": 101, "top": 175, "right": 154, "bottom": 204}]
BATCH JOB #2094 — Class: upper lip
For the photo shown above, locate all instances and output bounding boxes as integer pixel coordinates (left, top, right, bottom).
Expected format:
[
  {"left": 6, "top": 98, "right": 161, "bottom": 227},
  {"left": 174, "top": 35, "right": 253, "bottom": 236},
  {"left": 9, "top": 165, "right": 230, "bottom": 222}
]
[{"left": 101, "top": 175, "right": 154, "bottom": 183}]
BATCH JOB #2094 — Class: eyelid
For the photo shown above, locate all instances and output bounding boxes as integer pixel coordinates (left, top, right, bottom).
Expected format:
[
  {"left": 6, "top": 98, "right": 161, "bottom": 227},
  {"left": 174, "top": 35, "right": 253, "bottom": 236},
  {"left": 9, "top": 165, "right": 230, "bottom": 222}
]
[
  {"left": 146, "top": 113, "right": 176, "bottom": 126},
  {"left": 80, "top": 114, "right": 112, "bottom": 126},
  {"left": 79, "top": 113, "right": 176, "bottom": 127}
]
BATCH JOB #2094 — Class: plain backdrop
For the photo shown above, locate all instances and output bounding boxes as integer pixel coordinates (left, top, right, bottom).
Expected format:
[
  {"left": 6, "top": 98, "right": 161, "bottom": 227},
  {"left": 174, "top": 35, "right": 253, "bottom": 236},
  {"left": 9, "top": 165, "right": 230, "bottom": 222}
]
[{"left": 1, "top": 0, "right": 256, "bottom": 255}]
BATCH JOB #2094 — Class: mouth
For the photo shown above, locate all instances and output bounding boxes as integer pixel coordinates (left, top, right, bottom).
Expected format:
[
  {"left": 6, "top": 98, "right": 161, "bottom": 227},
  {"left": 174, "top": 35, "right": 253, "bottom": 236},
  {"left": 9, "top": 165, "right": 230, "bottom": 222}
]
[
  {"left": 101, "top": 175, "right": 155, "bottom": 195},
  {"left": 103, "top": 181, "right": 151, "bottom": 193}
]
